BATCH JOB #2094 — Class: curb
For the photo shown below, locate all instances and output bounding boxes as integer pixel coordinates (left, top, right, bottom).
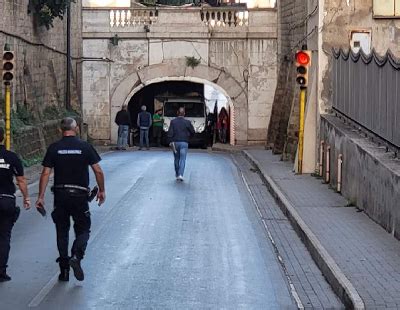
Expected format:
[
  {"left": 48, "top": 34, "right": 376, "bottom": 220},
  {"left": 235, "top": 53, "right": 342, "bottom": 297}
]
[{"left": 242, "top": 150, "right": 365, "bottom": 310}]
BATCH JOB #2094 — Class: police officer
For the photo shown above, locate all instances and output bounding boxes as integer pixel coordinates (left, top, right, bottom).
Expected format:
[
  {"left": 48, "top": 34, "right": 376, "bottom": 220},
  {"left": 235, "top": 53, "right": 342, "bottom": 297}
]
[
  {"left": 0, "top": 127, "right": 30, "bottom": 282},
  {"left": 35, "top": 118, "right": 105, "bottom": 282}
]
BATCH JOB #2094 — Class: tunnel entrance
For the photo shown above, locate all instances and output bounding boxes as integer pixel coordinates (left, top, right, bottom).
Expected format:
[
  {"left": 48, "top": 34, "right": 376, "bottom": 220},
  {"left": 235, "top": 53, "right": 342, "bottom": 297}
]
[{"left": 127, "top": 80, "right": 230, "bottom": 147}]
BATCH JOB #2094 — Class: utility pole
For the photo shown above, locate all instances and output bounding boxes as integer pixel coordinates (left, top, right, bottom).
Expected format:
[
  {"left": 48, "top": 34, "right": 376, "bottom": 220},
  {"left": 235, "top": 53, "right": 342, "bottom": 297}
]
[
  {"left": 294, "top": 49, "right": 311, "bottom": 174},
  {"left": 66, "top": 1, "right": 71, "bottom": 110},
  {"left": 2, "top": 48, "right": 15, "bottom": 150},
  {"left": 297, "top": 88, "right": 306, "bottom": 174}
]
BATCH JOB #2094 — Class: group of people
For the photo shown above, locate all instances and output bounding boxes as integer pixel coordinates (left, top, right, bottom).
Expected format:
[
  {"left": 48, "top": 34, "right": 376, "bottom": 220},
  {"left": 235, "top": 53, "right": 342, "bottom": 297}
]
[
  {"left": 205, "top": 106, "right": 229, "bottom": 146},
  {"left": 0, "top": 108, "right": 195, "bottom": 283},
  {"left": 115, "top": 105, "right": 164, "bottom": 150}
]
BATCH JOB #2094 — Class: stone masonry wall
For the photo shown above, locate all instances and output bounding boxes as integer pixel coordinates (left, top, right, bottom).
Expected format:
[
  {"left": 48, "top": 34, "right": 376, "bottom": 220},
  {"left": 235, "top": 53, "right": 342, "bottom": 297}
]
[
  {"left": 268, "top": 0, "right": 307, "bottom": 158},
  {"left": 0, "top": 0, "right": 82, "bottom": 119},
  {"left": 321, "top": 115, "right": 400, "bottom": 240}
]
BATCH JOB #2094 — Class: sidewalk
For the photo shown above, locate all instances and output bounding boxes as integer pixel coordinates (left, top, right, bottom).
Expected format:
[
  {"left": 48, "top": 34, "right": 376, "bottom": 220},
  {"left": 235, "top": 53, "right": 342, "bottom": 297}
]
[{"left": 244, "top": 149, "right": 400, "bottom": 310}]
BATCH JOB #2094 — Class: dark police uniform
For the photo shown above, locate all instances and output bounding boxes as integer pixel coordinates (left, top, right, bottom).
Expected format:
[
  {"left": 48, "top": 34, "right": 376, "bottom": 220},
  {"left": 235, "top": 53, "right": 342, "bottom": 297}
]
[
  {"left": 42, "top": 136, "right": 101, "bottom": 270},
  {"left": 0, "top": 145, "right": 23, "bottom": 276}
]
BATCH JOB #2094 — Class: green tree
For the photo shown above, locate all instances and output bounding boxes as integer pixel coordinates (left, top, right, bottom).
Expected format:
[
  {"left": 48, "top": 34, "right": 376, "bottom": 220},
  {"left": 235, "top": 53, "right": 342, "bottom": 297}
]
[{"left": 28, "top": 0, "right": 75, "bottom": 29}]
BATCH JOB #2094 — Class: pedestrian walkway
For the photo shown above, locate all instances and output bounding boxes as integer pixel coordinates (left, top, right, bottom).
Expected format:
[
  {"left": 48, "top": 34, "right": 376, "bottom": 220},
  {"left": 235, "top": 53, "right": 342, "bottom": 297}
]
[{"left": 245, "top": 149, "right": 400, "bottom": 310}]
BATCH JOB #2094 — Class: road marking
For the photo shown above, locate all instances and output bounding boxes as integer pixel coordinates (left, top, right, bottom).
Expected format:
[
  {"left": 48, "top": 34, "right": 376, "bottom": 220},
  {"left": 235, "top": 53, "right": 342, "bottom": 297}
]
[
  {"left": 238, "top": 168, "right": 304, "bottom": 310},
  {"left": 28, "top": 275, "right": 59, "bottom": 308},
  {"left": 28, "top": 176, "right": 144, "bottom": 308}
]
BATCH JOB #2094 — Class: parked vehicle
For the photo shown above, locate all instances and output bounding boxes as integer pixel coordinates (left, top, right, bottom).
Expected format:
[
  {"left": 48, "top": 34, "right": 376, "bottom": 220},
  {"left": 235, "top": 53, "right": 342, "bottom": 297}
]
[{"left": 162, "top": 97, "right": 207, "bottom": 148}]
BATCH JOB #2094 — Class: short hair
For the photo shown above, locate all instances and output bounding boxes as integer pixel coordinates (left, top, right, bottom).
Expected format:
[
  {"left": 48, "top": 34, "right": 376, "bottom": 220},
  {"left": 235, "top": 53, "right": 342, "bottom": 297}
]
[
  {"left": 60, "top": 117, "right": 77, "bottom": 132},
  {"left": 0, "top": 127, "right": 4, "bottom": 143},
  {"left": 141, "top": 105, "right": 147, "bottom": 111},
  {"left": 178, "top": 107, "right": 185, "bottom": 116}
]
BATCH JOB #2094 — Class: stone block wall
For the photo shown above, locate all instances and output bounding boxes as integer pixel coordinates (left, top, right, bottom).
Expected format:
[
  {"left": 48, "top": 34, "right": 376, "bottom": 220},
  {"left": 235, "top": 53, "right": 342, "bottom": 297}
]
[
  {"left": 267, "top": 0, "right": 307, "bottom": 156},
  {"left": 0, "top": 0, "right": 82, "bottom": 119},
  {"left": 13, "top": 126, "right": 43, "bottom": 161},
  {"left": 321, "top": 115, "right": 400, "bottom": 240}
]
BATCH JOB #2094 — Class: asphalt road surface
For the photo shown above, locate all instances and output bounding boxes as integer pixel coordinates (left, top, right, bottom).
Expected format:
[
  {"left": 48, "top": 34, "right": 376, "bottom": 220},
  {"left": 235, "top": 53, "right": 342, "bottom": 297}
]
[{"left": 1, "top": 150, "right": 299, "bottom": 309}]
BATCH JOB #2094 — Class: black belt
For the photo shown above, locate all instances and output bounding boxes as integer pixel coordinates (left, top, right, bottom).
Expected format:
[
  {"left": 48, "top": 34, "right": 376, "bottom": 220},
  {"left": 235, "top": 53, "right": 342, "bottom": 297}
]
[
  {"left": 52, "top": 184, "right": 89, "bottom": 193},
  {"left": 0, "top": 194, "right": 16, "bottom": 199}
]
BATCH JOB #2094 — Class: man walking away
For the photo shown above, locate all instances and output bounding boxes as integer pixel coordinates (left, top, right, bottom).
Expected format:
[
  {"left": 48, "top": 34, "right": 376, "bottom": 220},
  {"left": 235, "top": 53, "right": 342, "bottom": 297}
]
[
  {"left": 115, "top": 105, "right": 131, "bottom": 150},
  {"left": 0, "top": 128, "right": 30, "bottom": 282},
  {"left": 137, "top": 105, "right": 152, "bottom": 150},
  {"left": 167, "top": 107, "right": 195, "bottom": 182},
  {"left": 35, "top": 118, "right": 106, "bottom": 282},
  {"left": 152, "top": 109, "right": 163, "bottom": 147}
]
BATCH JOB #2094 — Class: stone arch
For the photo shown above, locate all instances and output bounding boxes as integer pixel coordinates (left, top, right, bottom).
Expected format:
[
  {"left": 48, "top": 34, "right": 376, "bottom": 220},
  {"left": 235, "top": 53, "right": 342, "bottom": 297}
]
[{"left": 110, "top": 61, "right": 248, "bottom": 145}]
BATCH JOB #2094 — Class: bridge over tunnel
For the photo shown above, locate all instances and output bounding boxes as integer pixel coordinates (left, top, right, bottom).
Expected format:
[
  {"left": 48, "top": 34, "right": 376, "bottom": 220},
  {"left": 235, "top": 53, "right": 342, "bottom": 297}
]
[{"left": 81, "top": 5, "right": 278, "bottom": 146}]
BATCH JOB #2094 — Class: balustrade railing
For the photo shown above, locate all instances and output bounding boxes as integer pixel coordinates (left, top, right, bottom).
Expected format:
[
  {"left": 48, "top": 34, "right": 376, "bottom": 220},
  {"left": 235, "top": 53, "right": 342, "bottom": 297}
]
[
  {"left": 200, "top": 8, "right": 249, "bottom": 27},
  {"left": 110, "top": 9, "right": 159, "bottom": 27},
  {"left": 109, "top": 7, "right": 249, "bottom": 28}
]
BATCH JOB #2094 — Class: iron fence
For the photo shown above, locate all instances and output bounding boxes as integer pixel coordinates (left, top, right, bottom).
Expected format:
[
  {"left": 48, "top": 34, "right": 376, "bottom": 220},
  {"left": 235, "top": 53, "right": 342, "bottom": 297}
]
[{"left": 332, "top": 49, "right": 400, "bottom": 148}]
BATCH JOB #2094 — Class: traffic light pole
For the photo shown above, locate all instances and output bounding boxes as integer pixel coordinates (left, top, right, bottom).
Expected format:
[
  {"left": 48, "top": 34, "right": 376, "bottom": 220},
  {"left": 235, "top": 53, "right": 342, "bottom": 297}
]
[
  {"left": 297, "top": 87, "right": 306, "bottom": 174},
  {"left": 4, "top": 84, "right": 11, "bottom": 150}
]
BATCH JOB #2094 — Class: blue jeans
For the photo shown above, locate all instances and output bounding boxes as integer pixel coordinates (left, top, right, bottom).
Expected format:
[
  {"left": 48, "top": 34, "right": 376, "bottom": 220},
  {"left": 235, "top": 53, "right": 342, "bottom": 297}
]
[
  {"left": 174, "top": 142, "right": 188, "bottom": 177},
  {"left": 140, "top": 128, "right": 149, "bottom": 148},
  {"left": 117, "top": 125, "right": 129, "bottom": 148}
]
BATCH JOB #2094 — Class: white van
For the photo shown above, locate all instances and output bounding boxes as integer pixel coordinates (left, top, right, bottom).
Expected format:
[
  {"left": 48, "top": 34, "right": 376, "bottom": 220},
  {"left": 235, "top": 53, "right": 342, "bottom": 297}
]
[{"left": 162, "top": 97, "right": 208, "bottom": 148}]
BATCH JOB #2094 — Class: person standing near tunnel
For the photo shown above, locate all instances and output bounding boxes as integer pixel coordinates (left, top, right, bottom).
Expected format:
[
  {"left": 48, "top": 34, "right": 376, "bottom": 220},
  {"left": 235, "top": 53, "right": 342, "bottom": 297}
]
[
  {"left": 115, "top": 105, "right": 131, "bottom": 150},
  {"left": 137, "top": 105, "right": 152, "bottom": 150}
]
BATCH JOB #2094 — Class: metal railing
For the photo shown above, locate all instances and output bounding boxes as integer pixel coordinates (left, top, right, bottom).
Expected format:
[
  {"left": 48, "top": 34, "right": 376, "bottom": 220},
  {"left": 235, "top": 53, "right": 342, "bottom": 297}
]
[{"left": 332, "top": 49, "right": 400, "bottom": 149}]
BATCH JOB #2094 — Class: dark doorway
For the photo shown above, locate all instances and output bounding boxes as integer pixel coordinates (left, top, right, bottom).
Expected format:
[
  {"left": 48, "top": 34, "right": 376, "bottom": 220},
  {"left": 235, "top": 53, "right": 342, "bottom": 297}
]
[{"left": 128, "top": 81, "right": 204, "bottom": 146}]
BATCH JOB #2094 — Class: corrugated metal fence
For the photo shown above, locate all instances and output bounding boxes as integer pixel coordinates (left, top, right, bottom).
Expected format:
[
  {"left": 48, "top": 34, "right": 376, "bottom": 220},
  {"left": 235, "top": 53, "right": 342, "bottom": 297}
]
[{"left": 332, "top": 49, "right": 400, "bottom": 148}]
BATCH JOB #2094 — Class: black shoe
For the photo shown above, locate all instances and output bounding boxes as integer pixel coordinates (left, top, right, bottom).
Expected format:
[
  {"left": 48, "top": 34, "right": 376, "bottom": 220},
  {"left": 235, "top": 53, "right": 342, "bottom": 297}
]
[
  {"left": 0, "top": 273, "right": 11, "bottom": 282},
  {"left": 58, "top": 269, "right": 69, "bottom": 282},
  {"left": 70, "top": 256, "right": 84, "bottom": 281}
]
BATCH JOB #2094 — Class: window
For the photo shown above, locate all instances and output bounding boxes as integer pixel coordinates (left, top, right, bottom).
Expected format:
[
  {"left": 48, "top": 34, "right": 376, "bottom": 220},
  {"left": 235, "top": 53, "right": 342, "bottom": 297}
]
[{"left": 373, "top": 0, "right": 400, "bottom": 17}]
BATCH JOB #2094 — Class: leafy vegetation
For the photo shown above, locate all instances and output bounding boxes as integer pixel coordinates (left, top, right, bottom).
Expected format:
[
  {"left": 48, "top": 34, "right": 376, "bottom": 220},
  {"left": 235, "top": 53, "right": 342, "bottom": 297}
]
[
  {"left": 28, "top": 0, "right": 75, "bottom": 29},
  {"left": 185, "top": 56, "right": 201, "bottom": 69},
  {"left": 21, "top": 153, "right": 44, "bottom": 167}
]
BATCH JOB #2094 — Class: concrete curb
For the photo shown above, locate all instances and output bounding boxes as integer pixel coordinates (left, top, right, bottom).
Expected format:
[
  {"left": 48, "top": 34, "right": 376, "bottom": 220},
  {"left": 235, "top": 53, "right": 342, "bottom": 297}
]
[{"left": 242, "top": 150, "right": 365, "bottom": 310}]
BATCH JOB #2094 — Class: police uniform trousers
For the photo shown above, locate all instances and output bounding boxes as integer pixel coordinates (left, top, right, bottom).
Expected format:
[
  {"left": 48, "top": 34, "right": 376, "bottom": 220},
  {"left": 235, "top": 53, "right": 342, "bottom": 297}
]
[
  {"left": 0, "top": 197, "right": 17, "bottom": 272},
  {"left": 52, "top": 190, "right": 91, "bottom": 267}
]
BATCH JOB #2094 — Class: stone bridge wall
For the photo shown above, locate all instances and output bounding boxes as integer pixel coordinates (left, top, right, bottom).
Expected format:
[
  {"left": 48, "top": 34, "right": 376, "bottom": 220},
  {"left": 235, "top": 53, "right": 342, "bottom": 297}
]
[{"left": 81, "top": 7, "right": 278, "bottom": 145}]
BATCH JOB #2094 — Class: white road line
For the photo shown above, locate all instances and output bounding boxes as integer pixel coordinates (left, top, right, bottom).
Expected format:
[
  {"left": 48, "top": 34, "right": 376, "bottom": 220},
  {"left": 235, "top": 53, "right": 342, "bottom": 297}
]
[
  {"left": 28, "top": 275, "right": 59, "bottom": 308},
  {"left": 239, "top": 170, "right": 305, "bottom": 310},
  {"left": 28, "top": 176, "right": 143, "bottom": 308}
]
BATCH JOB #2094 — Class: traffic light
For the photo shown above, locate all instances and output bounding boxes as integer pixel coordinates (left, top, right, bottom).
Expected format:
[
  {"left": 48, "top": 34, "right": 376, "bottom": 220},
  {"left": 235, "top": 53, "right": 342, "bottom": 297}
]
[
  {"left": 2, "top": 51, "right": 15, "bottom": 84},
  {"left": 295, "top": 50, "right": 311, "bottom": 88}
]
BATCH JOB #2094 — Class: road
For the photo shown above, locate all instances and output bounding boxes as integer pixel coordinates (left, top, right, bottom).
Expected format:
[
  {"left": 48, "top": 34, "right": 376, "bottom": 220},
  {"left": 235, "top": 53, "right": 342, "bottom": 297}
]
[{"left": 1, "top": 150, "right": 300, "bottom": 309}]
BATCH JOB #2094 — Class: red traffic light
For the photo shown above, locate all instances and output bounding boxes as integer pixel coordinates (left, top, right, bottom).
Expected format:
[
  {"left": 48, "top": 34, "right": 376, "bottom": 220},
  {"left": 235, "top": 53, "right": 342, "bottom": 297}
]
[{"left": 296, "top": 51, "right": 310, "bottom": 66}]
